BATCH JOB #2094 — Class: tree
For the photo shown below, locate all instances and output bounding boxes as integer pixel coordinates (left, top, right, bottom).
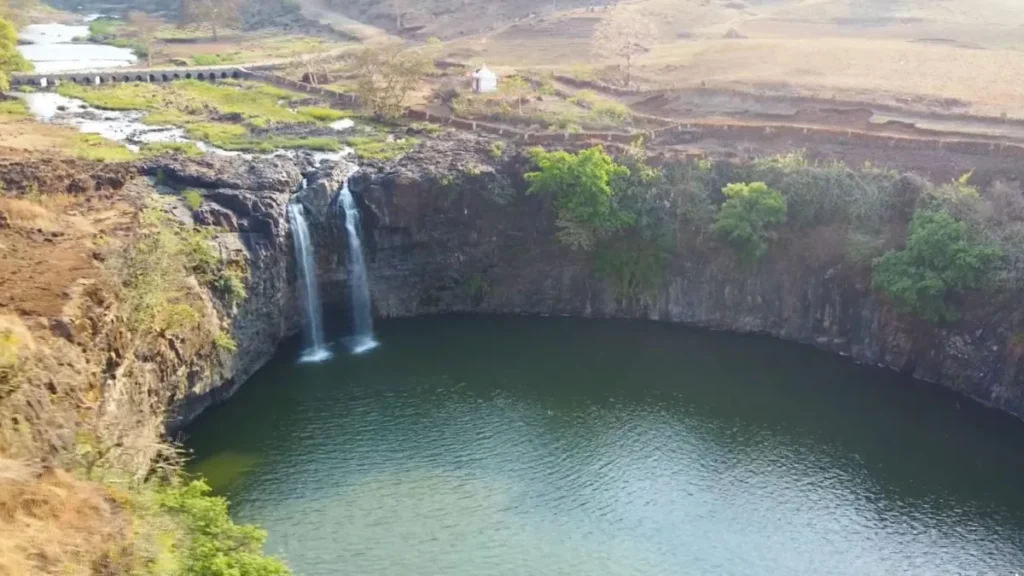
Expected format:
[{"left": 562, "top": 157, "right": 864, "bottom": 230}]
[
  {"left": 181, "top": 0, "right": 241, "bottom": 41},
  {"left": 127, "top": 11, "right": 162, "bottom": 67},
  {"left": 353, "top": 44, "right": 431, "bottom": 120},
  {"left": 714, "top": 181, "right": 788, "bottom": 263},
  {"left": 592, "top": 8, "right": 655, "bottom": 86},
  {"left": 871, "top": 210, "right": 1001, "bottom": 323},
  {"left": 389, "top": 0, "right": 408, "bottom": 30},
  {"left": 299, "top": 42, "right": 334, "bottom": 85},
  {"left": 0, "top": 15, "right": 30, "bottom": 91},
  {"left": 501, "top": 75, "right": 531, "bottom": 114},
  {"left": 526, "top": 145, "right": 633, "bottom": 250}
]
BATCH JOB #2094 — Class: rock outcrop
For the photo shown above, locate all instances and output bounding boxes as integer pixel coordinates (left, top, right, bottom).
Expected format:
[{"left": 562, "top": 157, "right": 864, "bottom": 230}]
[{"left": 339, "top": 134, "right": 1024, "bottom": 419}]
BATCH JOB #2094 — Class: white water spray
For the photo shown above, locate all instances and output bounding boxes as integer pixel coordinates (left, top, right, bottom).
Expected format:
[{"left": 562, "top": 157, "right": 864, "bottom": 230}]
[
  {"left": 338, "top": 178, "right": 378, "bottom": 354},
  {"left": 287, "top": 201, "right": 331, "bottom": 362}
]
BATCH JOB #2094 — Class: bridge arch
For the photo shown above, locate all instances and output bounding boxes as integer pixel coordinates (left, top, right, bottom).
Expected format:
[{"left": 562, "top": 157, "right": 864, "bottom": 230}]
[
  {"left": 173, "top": 74, "right": 180, "bottom": 80},
  {"left": 197, "top": 72, "right": 205, "bottom": 81},
  {"left": 231, "top": 70, "right": 240, "bottom": 79},
  {"left": 185, "top": 73, "right": 192, "bottom": 79},
  {"left": 122, "top": 75, "right": 130, "bottom": 82},
  {"left": 149, "top": 74, "right": 157, "bottom": 82},
  {"left": 221, "top": 72, "right": 228, "bottom": 79}
]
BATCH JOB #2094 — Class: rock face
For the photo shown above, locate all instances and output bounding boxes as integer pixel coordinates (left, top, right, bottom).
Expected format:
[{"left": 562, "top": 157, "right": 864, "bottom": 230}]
[
  {"left": 337, "top": 135, "right": 1024, "bottom": 419},
  {"left": 142, "top": 154, "right": 354, "bottom": 428}
]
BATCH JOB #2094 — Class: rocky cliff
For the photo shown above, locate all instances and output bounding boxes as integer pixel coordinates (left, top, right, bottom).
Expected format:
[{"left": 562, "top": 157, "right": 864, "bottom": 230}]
[{"left": 335, "top": 134, "right": 1024, "bottom": 418}]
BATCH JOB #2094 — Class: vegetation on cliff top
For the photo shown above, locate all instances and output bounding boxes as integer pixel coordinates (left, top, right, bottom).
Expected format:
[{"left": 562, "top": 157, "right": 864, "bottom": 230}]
[{"left": 524, "top": 146, "right": 1018, "bottom": 322}]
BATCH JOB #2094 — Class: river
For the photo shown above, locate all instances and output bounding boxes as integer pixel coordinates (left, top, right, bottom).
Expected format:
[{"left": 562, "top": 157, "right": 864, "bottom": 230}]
[
  {"left": 17, "top": 22, "right": 136, "bottom": 73},
  {"left": 186, "top": 315, "right": 1024, "bottom": 575}
]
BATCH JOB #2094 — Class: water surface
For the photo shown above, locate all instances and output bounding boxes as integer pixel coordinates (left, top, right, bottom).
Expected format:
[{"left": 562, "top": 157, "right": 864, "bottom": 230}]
[
  {"left": 18, "top": 23, "right": 136, "bottom": 73},
  {"left": 187, "top": 315, "right": 1024, "bottom": 576}
]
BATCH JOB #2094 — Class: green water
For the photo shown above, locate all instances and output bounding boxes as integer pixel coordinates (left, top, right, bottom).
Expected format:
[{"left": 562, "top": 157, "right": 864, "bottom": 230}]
[{"left": 186, "top": 315, "right": 1024, "bottom": 575}]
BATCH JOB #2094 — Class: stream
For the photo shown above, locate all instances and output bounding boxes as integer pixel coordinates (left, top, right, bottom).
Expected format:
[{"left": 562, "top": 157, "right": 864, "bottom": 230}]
[{"left": 187, "top": 315, "right": 1024, "bottom": 576}]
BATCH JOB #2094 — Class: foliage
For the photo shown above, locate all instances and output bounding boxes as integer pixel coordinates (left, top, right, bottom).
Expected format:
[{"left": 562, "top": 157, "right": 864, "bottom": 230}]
[
  {"left": 501, "top": 75, "right": 531, "bottom": 114},
  {"left": 714, "top": 181, "right": 788, "bottom": 263},
  {"left": 845, "top": 231, "right": 887, "bottom": 267},
  {"left": 214, "top": 331, "right": 238, "bottom": 352},
  {"left": 595, "top": 236, "right": 670, "bottom": 302},
  {"left": 192, "top": 53, "right": 237, "bottom": 66},
  {"left": 526, "top": 146, "right": 632, "bottom": 250},
  {"left": 742, "top": 151, "right": 901, "bottom": 229},
  {"left": 87, "top": 18, "right": 120, "bottom": 41},
  {"left": 353, "top": 44, "right": 433, "bottom": 120},
  {"left": 489, "top": 140, "right": 506, "bottom": 160},
  {"left": 871, "top": 210, "right": 1001, "bottom": 323},
  {"left": 217, "top": 269, "right": 248, "bottom": 306},
  {"left": 140, "top": 141, "right": 204, "bottom": 158},
  {"left": 0, "top": 15, "right": 32, "bottom": 92},
  {"left": 0, "top": 97, "right": 28, "bottom": 117},
  {"left": 346, "top": 134, "right": 418, "bottom": 161},
  {"left": 157, "top": 480, "right": 290, "bottom": 575},
  {"left": 182, "top": 188, "right": 204, "bottom": 211}
]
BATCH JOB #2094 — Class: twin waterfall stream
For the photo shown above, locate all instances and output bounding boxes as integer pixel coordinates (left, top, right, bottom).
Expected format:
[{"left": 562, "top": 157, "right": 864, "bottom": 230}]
[{"left": 288, "top": 174, "right": 377, "bottom": 361}]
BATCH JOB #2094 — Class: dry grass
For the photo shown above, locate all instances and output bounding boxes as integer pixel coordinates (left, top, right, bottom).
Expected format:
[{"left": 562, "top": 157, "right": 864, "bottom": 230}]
[
  {"left": 0, "top": 460, "right": 134, "bottom": 576},
  {"left": 0, "top": 197, "right": 70, "bottom": 233}
]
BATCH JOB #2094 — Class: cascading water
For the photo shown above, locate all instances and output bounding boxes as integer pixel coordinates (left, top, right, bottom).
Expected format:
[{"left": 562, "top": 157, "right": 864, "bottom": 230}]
[
  {"left": 338, "top": 177, "right": 379, "bottom": 354},
  {"left": 287, "top": 201, "right": 331, "bottom": 362}
]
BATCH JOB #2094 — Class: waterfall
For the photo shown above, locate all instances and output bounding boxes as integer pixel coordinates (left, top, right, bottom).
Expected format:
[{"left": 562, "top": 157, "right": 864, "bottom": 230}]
[
  {"left": 338, "top": 178, "right": 379, "bottom": 354},
  {"left": 287, "top": 201, "right": 331, "bottom": 362}
]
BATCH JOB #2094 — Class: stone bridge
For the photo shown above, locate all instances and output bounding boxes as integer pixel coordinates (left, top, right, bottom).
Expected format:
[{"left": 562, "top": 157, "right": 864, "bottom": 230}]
[{"left": 9, "top": 65, "right": 269, "bottom": 88}]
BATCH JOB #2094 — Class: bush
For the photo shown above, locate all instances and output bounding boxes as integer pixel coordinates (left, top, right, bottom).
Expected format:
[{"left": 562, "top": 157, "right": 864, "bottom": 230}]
[
  {"left": 214, "top": 331, "right": 238, "bottom": 352},
  {"left": 140, "top": 141, "right": 204, "bottom": 158},
  {"left": 714, "top": 181, "right": 788, "bottom": 263},
  {"left": 157, "top": 480, "right": 290, "bottom": 575},
  {"left": 297, "top": 106, "right": 351, "bottom": 122},
  {"left": 217, "top": 269, "right": 248, "bottom": 306},
  {"left": 182, "top": 188, "right": 203, "bottom": 211},
  {"left": 871, "top": 210, "right": 1001, "bottom": 322},
  {"left": 743, "top": 152, "right": 900, "bottom": 229},
  {"left": 489, "top": 141, "right": 506, "bottom": 159},
  {"left": 0, "top": 329, "right": 19, "bottom": 397},
  {"left": 526, "top": 146, "right": 632, "bottom": 250}
]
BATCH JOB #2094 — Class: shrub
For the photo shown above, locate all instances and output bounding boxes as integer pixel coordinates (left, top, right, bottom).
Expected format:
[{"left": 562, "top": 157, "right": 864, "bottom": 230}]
[
  {"left": 214, "top": 331, "right": 238, "bottom": 352},
  {"left": 182, "top": 188, "right": 203, "bottom": 211},
  {"left": 0, "top": 98, "right": 28, "bottom": 117},
  {"left": 489, "top": 141, "right": 506, "bottom": 159},
  {"left": 526, "top": 146, "right": 632, "bottom": 250},
  {"left": 714, "top": 181, "right": 788, "bottom": 263},
  {"left": 217, "top": 269, "right": 248, "bottom": 306},
  {"left": 871, "top": 210, "right": 1001, "bottom": 322},
  {"left": 0, "top": 329, "right": 19, "bottom": 397},
  {"left": 157, "top": 480, "right": 290, "bottom": 575}
]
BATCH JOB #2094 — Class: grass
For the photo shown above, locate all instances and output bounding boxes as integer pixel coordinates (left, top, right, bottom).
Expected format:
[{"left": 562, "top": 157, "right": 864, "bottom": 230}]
[
  {"left": 191, "top": 53, "right": 239, "bottom": 66},
  {"left": 58, "top": 81, "right": 350, "bottom": 153},
  {"left": 0, "top": 99, "right": 29, "bottom": 118},
  {"left": 297, "top": 106, "right": 351, "bottom": 122},
  {"left": 346, "top": 135, "right": 418, "bottom": 161},
  {"left": 73, "top": 134, "right": 136, "bottom": 162},
  {"left": 140, "top": 141, "right": 204, "bottom": 158},
  {"left": 182, "top": 189, "right": 203, "bottom": 211}
]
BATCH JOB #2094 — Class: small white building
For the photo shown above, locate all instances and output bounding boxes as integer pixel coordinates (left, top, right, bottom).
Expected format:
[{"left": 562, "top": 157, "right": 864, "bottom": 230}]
[{"left": 472, "top": 65, "right": 498, "bottom": 93}]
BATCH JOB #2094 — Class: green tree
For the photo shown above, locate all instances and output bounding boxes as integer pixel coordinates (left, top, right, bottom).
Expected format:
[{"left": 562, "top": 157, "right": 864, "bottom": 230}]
[
  {"left": 871, "top": 210, "right": 1001, "bottom": 323},
  {"left": 0, "top": 15, "right": 32, "bottom": 91},
  {"left": 158, "top": 480, "right": 291, "bottom": 575},
  {"left": 714, "top": 181, "right": 788, "bottom": 263},
  {"left": 501, "top": 75, "right": 531, "bottom": 114},
  {"left": 525, "top": 145, "right": 632, "bottom": 250}
]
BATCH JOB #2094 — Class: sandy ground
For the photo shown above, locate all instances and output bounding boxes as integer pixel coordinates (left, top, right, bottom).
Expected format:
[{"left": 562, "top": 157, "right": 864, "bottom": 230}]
[{"left": 433, "top": 0, "right": 1024, "bottom": 119}]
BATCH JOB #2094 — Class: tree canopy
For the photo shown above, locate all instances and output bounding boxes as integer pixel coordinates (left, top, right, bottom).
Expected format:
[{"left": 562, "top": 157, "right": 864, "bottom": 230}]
[
  {"left": 871, "top": 210, "right": 1001, "bottom": 323},
  {"left": 714, "top": 181, "right": 788, "bottom": 263},
  {"left": 525, "top": 145, "right": 633, "bottom": 250},
  {"left": 0, "top": 15, "right": 31, "bottom": 91}
]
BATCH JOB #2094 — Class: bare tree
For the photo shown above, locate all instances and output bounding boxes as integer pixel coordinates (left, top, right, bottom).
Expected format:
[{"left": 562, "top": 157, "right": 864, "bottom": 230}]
[
  {"left": 389, "top": 0, "right": 408, "bottom": 30},
  {"left": 354, "top": 44, "right": 432, "bottom": 120},
  {"left": 127, "top": 11, "right": 162, "bottom": 67},
  {"left": 300, "top": 43, "right": 334, "bottom": 85},
  {"left": 182, "top": 0, "right": 242, "bottom": 41},
  {"left": 592, "top": 8, "right": 656, "bottom": 86}
]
